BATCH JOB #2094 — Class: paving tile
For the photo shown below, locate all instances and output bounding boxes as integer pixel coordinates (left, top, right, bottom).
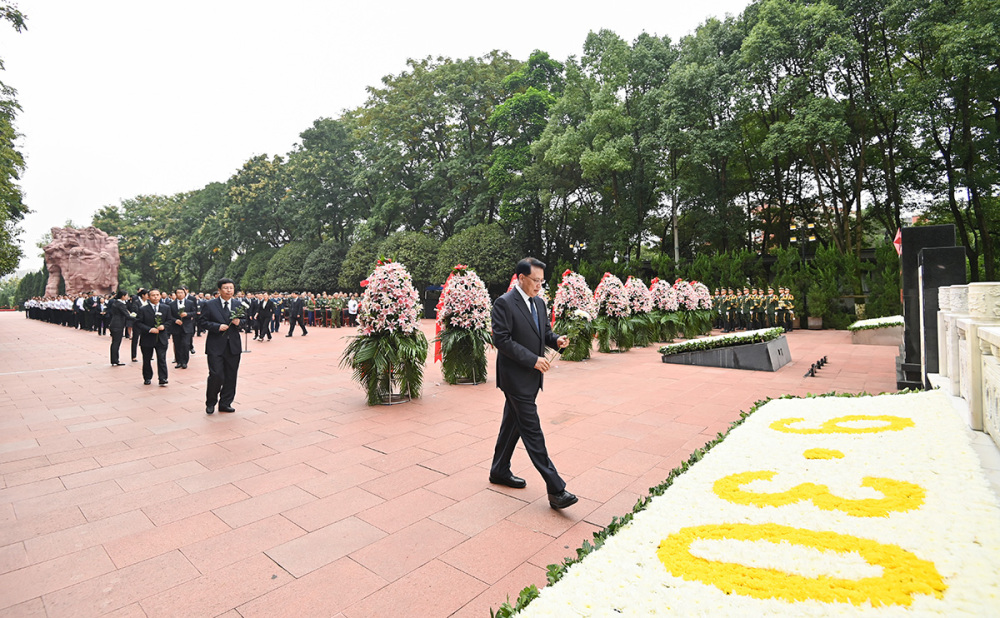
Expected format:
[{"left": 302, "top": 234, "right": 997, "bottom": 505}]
[
  {"left": 211, "top": 485, "right": 312, "bottom": 528},
  {"left": 79, "top": 481, "right": 187, "bottom": 522},
  {"left": 341, "top": 559, "right": 486, "bottom": 618},
  {"left": 429, "top": 489, "right": 526, "bottom": 537},
  {"left": 440, "top": 519, "right": 551, "bottom": 585},
  {"left": 173, "top": 460, "right": 265, "bottom": 494},
  {"left": 103, "top": 511, "right": 231, "bottom": 568},
  {"left": 356, "top": 487, "right": 455, "bottom": 534},
  {"left": 180, "top": 514, "right": 304, "bottom": 573},
  {"left": 266, "top": 516, "right": 386, "bottom": 577},
  {"left": 237, "top": 556, "right": 387, "bottom": 618},
  {"left": 41, "top": 550, "right": 199, "bottom": 617},
  {"left": 282, "top": 486, "right": 384, "bottom": 532},
  {"left": 59, "top": 459, "right": 154, "bottom": 489},
  {"left": 24, "top": 509, "right": 154, "bottom": 565},
  {"left": 139, "top": 553, "right": 291, "bottom": 618},
  {"left": 114, "top": 460, "right": 208, "bottom": 493},
  {"left": 232, "top": 461, "right": 325, "bottom": 496},
  {"left": 350, "top": 518, "right": 467, "bottom": 582},
  {"left": 0, "top": 542, "right": 28, "bottom": 575},
  {"left": 0, "top": 545, "right": 115, "bottom": 610},
  {"left": 359, "top": 463, "right": 445, "bottom": 500},
  {"left": 0, "top": 507, "right": 87, "bottom": 547},
  {"left": 527, "top": 519, "right": 605, "bottom": 571},
  {"left": 142, "top": 483, "right": 249, "bottom": 526},
  {"left": 0, "top": 597, "right": 46, "bottom": 617},
  {"left": 451, "top": 561, "right": 547, "bottom": 618},
  {"left": 296, "top": 463, "right": 384, "bottom": 498}
]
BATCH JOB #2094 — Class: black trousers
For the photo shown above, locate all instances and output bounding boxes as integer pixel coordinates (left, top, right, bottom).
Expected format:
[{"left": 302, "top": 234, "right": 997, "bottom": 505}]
[
  {"left": 130, "top": 328, "right": 140, "bottom": 360},
  {"left": 206, "top": 352, "right": 241, "bottom": 407},
  {"left": 141, "top": 343, "right": 168, "bottom": 382},
  {"left": 257, "top": 318, "right": 272, "bottom": 339},
  {"left": 172, "top": 332, "right": 192, "bottom": 365},
  {"left": 110, "top": 328, "right": 124, "bottom": 364},
  {"left": 287, "top": 315, "right": 307, "bottom": 335},
  {"left": 490, "top": 390, "right": 566, "bottom": 495}
]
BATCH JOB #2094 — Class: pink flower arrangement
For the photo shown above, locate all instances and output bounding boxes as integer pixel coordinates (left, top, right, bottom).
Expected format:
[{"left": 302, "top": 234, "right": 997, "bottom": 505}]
[
  {"left": 554, "top": 269, "right": 596, "bottom": 321},
  {"left": 357, "top": 261, "right": 421, "bottom": 335},
  {"left": 673, "top": 279, "right": 700, "bottom": 311},
  {"left": 692, "top": 281, "right": 713, "bottom": 310},
  {"left": 650, "top": 278, "right": 679, "bottom": 311},
  {"left": 594, "top": 272, "right": 631, "bottom": 318},
  {"left": 624, "top": 276, "right": 653, "bottom": 314},
  {"left": 437, "top": 266, "right": 491, "bottom": 331}
]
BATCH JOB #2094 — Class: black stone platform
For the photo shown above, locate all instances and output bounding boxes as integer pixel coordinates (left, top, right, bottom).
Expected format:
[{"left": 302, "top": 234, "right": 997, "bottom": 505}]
[{"left": 661, "top": 335, "right": 792, "bottom": 371}]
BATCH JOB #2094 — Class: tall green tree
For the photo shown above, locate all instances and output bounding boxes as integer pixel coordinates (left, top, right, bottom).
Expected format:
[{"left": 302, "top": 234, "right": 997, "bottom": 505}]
[{"left": 0, "top": 2, "right": 27, "bottom": 276}]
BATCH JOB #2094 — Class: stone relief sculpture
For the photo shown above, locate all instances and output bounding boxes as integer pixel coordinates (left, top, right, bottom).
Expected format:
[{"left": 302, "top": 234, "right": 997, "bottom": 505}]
[{"left": 43, "top": 226, "right": 120, "bottom": 295}]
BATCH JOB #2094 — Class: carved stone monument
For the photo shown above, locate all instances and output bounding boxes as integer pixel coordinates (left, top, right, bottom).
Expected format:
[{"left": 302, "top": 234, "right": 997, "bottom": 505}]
[{"left": 43, "top": 226, "right": 120, "bottom": 296}]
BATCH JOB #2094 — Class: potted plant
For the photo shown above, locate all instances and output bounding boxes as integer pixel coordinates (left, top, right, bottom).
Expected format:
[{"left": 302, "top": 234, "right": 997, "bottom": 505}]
[
  {"left": 553, "top": 269, "right": 597, "bottom": 361},
  {"left": 807, "top": 283, "right": 826, "bottom": 330}
]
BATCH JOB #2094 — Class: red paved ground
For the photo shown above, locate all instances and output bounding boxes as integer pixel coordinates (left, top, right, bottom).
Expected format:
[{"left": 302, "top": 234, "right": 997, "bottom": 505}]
[{"left": 0, "top": 312, "right": 898, "bottom": 617}]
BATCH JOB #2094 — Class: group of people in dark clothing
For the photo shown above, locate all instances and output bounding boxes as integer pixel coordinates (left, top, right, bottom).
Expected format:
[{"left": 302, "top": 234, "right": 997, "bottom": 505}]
[{"left": 712, "top": 286, "right": 796, "bottom": 332}]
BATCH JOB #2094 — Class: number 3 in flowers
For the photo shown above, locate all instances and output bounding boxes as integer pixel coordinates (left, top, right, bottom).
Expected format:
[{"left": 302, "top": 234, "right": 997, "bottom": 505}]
[
  {"left": 657, "top": 523, "right": 946, "bottom": 606},
  {"left": 714, "top": 471, "right": 925, "bottom": 516}
]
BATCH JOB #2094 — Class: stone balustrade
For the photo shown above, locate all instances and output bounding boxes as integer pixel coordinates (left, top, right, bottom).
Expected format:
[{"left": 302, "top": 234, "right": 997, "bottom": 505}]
[{"left": 938, "top": 284, "right": 1000, "bottom": 450}]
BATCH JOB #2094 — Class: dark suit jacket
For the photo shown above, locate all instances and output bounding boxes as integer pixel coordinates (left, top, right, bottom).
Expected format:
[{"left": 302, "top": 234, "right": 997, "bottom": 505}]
[
  {"left": 136, "top": 303, "right": 172, "bottom": 348},
  {"left": 198, "top": 297, "right": 244, "bottom": 356},
  {"left": 169, "top": 297, "right": 196, "bottom": 334},
  {"left": 492, "top": 288, "right": 561, "bottom": 397},
  {"left": 288, "top": 297, "right": 304, "bottom": 318},
  {"left": 256, "top": 299, "right": 275, "bottom": 321},
  {"left": 107, "top": 298, "right": 131, "bottom": 330}
]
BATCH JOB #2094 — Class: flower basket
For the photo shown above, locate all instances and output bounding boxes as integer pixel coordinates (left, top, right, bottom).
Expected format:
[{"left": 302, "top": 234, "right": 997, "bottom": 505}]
[
  {"left": 594, "top": 273, "right": 633, "bottom": 353},
  {"left": 340, "top": 260, "right": 428, "bottom": 406},
  {"left": 650, "top": 278, "right": 682, "bottom": 342},
  {"left": 553, "top": 270, "right": 597, "bottom": 361},
  {"left": 434, "top": 265, "right": 492, "bottom": 385},
  {"left": 625, "top": 276, "right": 655, "bottom": 347}
]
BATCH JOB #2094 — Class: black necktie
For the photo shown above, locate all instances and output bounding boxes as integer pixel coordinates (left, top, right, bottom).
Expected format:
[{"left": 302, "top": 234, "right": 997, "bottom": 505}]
[
  {"left": 223, "top": 300, "right": 230, "bottom": 319},
  {"left": 530, "top": 298, "right": 540, "bottom": 333}
]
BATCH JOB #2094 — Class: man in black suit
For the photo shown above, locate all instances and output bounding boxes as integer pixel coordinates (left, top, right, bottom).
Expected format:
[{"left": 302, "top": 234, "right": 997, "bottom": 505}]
[
  {"left": 170, "top": 287, "right": 196, "bottom": 368},
  {"left": 198, "top": 278, "right": 244, "bottom": 414},
  {"left": 107, "top": 290, "right": 130, "bottom": 366},
  {"left": 285, "top": 291, "right": 307, "bottom": 337},
  {"left": 136, "top": 288, "right": 172, "bottom": 386},
  {"left": 129, "top": 288, "right": 147, "bottom": 362},
  {"left": 255, "top": 293, "right": 274, "bottom": 341},
  {"left": 489, "top": 257, "right": 576, "bottom": 510}
]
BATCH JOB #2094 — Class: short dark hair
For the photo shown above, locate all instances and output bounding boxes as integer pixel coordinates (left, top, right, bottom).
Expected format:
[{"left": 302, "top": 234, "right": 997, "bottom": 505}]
[
  {"left": 217, "top": 278, "right": 235, "bottom": 289},
  {"left": 114, "top": 290, "right": 127, "bottom": 299},
  {"left": 515, "top": 257, "right": 545, "bottom": 277}
]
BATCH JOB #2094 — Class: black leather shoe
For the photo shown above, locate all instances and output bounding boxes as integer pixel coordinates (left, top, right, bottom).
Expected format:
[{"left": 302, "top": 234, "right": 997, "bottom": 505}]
[
  {"left": 179, "top": 364, "right": 187, "bottom": 369},
  {"left": 158, "top": 380, "right": 168, "bottom": 386},
  {"left": 206, "top": 405, "right": 215, "bottom": 415},
  {"left": 489, "top": 475, "right": 527, "bottom": 489},
  {"left": 131, "top": 358, "right": 138, "bottom": 362},
  {"left": 548, "top": 490, "right": 578, "bottom": 510},
  {"left": 219, "top": 405, "right": 236, "bottom": 413},
  {"left": 143, "top": 380, "right": 151, "bottom": 385},
  {"left": 285, "top": 335, "right": 292, "bottom": 338}
]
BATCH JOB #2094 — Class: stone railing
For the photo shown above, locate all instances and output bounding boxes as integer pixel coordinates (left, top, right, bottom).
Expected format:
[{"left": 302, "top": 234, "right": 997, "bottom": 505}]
[{"left": 938, "top": 282, "right": 1000, "bottom": 449}]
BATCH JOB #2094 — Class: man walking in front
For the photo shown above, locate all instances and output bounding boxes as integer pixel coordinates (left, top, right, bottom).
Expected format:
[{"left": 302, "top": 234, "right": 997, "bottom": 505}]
[
  {"left": 198, "top": 278, "right": 244, "bottom": 414},
  {"left": 285, "top": 291, "right": 307, "bottom": 337},
  {"left": 490, "top": 257, "right": 576, "bottom": 509},
  {"left": 136, "top": 288, "right": 172, "bottom": 386}
]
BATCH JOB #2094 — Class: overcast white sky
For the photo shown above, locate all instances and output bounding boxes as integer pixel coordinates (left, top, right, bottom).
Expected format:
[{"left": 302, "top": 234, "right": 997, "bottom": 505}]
[{"left": 2, "top": 0, "right": 750, "bottom": 273}]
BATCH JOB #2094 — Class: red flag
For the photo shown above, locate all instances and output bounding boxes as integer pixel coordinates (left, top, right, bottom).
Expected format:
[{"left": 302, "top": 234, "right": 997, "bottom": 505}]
[
  {"left": 892, "top": 229, "right": 902, "bottom": 256},
  {"left": 433, "top": 321, "right": 443, "bottom": 363}
]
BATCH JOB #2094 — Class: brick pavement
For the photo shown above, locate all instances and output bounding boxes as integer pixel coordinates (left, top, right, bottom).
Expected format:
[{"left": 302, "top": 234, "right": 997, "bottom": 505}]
[{"left": 0, "top": 311, "right": 900, "bottom": 616}]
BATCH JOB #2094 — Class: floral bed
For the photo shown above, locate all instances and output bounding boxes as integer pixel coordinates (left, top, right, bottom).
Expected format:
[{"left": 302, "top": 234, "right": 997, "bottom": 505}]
[
  {"left": 516, "top": 391, "right": 1000, "bottom": 616},
  {"left": 848, "top": 316, "right": 904, "bottom": 331}
]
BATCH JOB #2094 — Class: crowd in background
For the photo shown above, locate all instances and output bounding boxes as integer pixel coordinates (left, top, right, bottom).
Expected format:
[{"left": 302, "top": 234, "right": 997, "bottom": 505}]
[{"left": 23, "top": 290, "right": 364, "bottom": 367}]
